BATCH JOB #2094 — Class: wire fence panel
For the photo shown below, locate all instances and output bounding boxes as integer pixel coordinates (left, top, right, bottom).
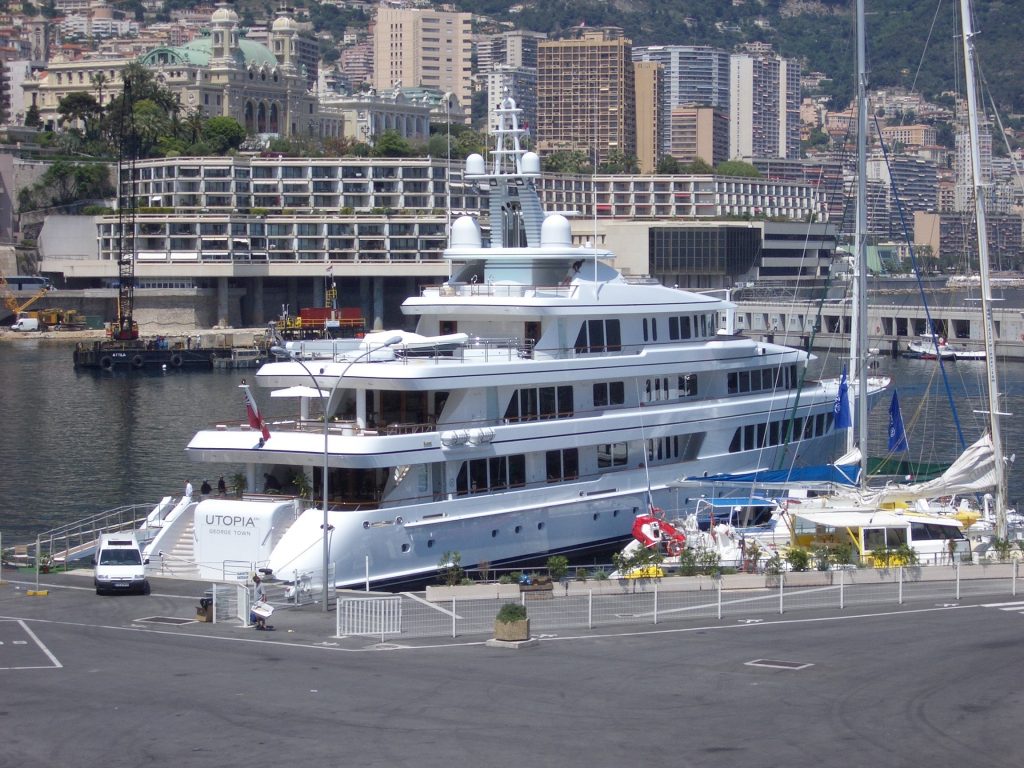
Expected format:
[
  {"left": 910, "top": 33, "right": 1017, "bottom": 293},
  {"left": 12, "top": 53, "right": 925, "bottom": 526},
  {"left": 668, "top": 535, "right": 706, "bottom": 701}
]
[
  {"left": 373, "top": 563, "right": 1020, "bottom": 640},
  {"left": 337, "top": 596, "right": 402, "bottom": 640}
]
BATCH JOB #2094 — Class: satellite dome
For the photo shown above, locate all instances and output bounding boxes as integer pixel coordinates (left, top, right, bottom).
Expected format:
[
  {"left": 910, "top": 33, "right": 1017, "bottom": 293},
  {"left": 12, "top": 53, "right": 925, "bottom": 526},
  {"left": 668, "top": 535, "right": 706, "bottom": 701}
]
[
  {"left": 465, "top": 154, "right": 485, "bottom": 176},
  {"left": 521, "top": 152, "right": 541, "bottom": 175},
  {"left": 449, "top": 215, "right": 482, "bottom": 248},
  {"left": 540, "top": 214, "right": 571, "bottom": 247}
]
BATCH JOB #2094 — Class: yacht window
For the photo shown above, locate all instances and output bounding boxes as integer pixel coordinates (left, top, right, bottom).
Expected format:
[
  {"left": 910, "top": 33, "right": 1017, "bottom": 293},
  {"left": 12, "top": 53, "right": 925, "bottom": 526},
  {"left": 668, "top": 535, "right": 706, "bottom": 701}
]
[
  {"left": 738, "top": 371, "right": 750, "bottom": 393},
  {"left": 593, "top": 381, "right": 625, "bottom": 407},
  {"left": 700, "top": 315, "right": 707, "bottom": 337},
  {"left": 728, "top": 372, "right": 738, "bottom": 394},
  {"left": 679, "top": 374, "right": 697, "bottom": 397},
  {"left": 506, "top": 386, "right": 573, "bottom": 421},
  {"left": 456, "top": 455, "right": 526, "bottom": 494},
  {"left": 681, "top": 316, "right": 691, "bottom": 339},
  {"left": 642, "top": 317, "right": 648, "bottom": 342},
  {"left": 575, "top": 319, "right": 621, "bottom": 353},
  {"left": 598, "top": 442, "right": 628, "bottom": 468},
  {"left": 546, "top": 448, "right": 579, "bottom": 482},
  {"left": 669, "top": 316, "right": 679, "bottom": 340}
]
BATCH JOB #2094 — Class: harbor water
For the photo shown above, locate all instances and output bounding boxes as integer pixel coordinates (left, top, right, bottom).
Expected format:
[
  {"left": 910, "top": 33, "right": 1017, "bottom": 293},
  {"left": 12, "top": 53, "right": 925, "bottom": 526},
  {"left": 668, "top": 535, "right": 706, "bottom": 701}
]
[{"left": 1, "top": 338, "right": 1023, "bottom": 545}]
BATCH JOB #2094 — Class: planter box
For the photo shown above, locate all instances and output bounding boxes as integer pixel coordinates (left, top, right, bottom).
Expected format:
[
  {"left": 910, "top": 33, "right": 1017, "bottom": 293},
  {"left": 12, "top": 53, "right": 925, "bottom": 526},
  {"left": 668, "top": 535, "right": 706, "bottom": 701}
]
[
  {"left": 494, "top": 618, "right": 530, "bottom": 642},
  {"left": 425, "top": 583, "right": 521, "bottom": 602},
  {"left": 783, "top": 571, "right": 833, "bottom": 587}
]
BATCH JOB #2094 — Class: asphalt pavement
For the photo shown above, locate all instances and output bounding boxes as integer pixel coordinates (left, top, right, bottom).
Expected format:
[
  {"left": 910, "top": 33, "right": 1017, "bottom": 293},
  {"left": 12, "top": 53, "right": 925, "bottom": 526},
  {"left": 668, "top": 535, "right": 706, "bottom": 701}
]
[{"left": 1, "top": 566, "right": 1022, "bottom": 768}]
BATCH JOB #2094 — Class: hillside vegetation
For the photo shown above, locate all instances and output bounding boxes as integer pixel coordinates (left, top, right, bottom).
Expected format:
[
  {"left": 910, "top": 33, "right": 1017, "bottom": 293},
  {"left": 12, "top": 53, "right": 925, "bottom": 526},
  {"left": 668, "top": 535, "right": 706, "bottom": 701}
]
[{"left": 454, "top": 0, "right": 1022, "bottom": 113}]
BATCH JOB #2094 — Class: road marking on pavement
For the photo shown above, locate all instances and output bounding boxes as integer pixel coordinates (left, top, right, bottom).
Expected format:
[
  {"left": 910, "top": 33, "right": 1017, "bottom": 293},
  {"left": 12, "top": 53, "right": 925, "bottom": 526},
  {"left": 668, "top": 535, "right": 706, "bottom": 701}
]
[
  {"left": 0, "top": 619, "right": 63, "bottom": 670},
  {"left": 980, "top": 600, "right": 1024, "bottom": 609}
]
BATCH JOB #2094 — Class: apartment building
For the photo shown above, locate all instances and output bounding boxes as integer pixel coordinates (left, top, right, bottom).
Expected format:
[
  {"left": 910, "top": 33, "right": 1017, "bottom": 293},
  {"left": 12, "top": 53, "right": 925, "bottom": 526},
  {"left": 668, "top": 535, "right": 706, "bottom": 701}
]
[
  {"left": 879, "top": 124, "right": 937, "bottom": 149},
  {"left": 669, "top": 106, "right": 729, "bottom": 166},
  {"left": 537, "top": 27, "right": 636, "bottom": 166},
  {"left": 633, "top": 61, "right": 660, "bottom": 173},
  {"left": 372, "top": 6, "right": 473, "bottom": 121},
  {"left": 730, "top": 44, "right": 801, "bottom": 160},
  {"left": 484, "top": 65, "right": 537, "bottom": 136},
  {"left": 539, "top": 172, "right": 821, "bottom": 221},
  {"left": 632, "top": 45, "right": 731, "bottom": 160}
]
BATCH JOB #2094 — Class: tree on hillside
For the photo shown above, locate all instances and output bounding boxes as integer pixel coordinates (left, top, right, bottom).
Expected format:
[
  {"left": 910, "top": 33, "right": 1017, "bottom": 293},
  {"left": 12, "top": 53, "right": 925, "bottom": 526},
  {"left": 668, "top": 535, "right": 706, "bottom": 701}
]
[
  {"left": 715, "top": 159, "right": 761, "bottom": 177},
  {"left": 656, "top": 155, "right": 682, "bottom": 174},
  {"left": 372, "top": 130, "right": 414, "bottom": 157},
  {"left": 204, "top": 116, "right": 247, "bottom": 154},
  {"left": 542, "top": 150, "right": 592, "bottom": 174},
  {"left": 57, "top": 92, "right": 101, "bottom": 137}
]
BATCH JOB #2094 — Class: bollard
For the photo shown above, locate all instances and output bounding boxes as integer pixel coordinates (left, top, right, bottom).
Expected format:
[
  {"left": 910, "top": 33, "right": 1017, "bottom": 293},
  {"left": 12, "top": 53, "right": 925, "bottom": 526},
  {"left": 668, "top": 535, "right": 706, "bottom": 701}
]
[
  {"left": 451, "top": 598, "right": 456, "bottom": 638},
  {"left": 717, "top": 577, "right": 722, "bottom": 620}
]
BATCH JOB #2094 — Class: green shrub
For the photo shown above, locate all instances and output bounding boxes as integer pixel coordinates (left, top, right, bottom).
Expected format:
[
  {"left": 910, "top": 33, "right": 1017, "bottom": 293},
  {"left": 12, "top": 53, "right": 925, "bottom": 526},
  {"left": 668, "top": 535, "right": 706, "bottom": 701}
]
[
  {"left": 785, "top": 547, "right": 811, "bottom": 572},
  {"left": 546, "top": 555, "right": 569, "bottom": 582},
  {"left": 495, "top": 602, "right": 527, "bottom": 623},
  {"left": 438, "top": 550, "right": 463, "bottom": 586}
]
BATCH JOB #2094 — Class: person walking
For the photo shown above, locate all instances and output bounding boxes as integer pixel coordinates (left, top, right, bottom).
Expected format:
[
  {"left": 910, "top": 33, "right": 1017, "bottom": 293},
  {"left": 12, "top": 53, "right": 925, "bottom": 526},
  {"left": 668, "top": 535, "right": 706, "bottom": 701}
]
[{"left": 217, "top": 475, "right": 227, "bottom": 497}]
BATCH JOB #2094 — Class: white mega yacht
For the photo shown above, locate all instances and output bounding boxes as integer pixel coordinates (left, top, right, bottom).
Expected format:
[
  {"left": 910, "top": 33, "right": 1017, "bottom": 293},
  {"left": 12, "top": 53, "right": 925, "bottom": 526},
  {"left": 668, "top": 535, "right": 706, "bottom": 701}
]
[{"left": 181, "top": 97, "right": 886, "bottom": 589}]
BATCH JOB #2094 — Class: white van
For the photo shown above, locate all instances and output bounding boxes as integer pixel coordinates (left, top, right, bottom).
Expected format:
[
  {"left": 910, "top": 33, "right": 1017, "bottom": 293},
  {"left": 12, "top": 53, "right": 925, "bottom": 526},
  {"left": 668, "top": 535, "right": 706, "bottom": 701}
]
[{"left": 93, "top": 533, "right": 150, "bottom": 595}]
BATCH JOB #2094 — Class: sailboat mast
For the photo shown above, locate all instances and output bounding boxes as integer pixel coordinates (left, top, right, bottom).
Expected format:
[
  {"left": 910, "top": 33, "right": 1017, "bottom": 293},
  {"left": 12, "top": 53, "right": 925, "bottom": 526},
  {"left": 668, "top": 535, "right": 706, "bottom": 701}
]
[
  {"left": 960, "top": 0, "right": 1007, "bottom": 539},
  {"left": 851, "top": 0, "right": 869, "bottom": 478}
]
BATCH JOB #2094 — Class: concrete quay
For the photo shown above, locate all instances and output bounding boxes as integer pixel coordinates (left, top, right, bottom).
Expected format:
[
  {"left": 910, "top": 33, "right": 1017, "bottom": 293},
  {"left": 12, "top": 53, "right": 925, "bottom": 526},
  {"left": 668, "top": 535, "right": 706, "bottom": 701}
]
[{"left": 2, "top": 565, "right": 1023, "bottom": 767}]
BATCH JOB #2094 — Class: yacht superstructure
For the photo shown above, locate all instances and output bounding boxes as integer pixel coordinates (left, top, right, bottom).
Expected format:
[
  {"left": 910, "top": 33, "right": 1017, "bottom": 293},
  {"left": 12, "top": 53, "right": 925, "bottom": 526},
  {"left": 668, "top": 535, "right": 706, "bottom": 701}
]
[{"left": 183, "top": 96, "right": 886, "bottom": 589}]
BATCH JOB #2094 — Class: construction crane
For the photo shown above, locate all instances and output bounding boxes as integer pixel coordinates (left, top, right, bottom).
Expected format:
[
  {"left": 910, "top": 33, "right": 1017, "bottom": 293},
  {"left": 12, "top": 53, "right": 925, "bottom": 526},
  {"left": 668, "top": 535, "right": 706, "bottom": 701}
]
[
  {"left": 110, "top": 77, "right": 138, "bottom": 341},
  {"left": 1, "top": 271, "right": 51, "bottom": 320}
]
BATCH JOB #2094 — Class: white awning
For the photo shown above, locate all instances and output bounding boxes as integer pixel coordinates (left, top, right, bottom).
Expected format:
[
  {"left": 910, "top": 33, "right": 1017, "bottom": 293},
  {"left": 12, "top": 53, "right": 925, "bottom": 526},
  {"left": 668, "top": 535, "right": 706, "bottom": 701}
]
[
  {"left": 792, "top": 510, "right": 912, "bottom": 529},
  {"left": 270, "top": 386, "right": 326, "bottom": 399}
]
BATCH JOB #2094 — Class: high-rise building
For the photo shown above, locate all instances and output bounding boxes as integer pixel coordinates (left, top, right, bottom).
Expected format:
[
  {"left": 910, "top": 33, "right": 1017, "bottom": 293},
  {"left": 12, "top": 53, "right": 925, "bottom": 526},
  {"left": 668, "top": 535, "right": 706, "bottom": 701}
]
[
  {"left": 955, "top": 112, "right": 992, "bottom": 213},
  {"left": 485, "top": 65, "right": 537, "bottom": 136},
  {"left": 632, "top": 45, "right": 730, "bottom": 159},
  {"left": 372, "top": 6, "right": 473, "bottom": 122},
  {"left": 537, "top": 27, "right": 636, "bottom": 167},
  {"left": 730, "top": 44, "right": 801, "bottom": 160},
  {"left": 633, "top": 61, "right": 660, "bottom": 173},
  {"left": 475, "top": 30, "right": 546, "bottom": 74},
  {"left": 669, "top": 106, "right": 729, "bottom": 166}
]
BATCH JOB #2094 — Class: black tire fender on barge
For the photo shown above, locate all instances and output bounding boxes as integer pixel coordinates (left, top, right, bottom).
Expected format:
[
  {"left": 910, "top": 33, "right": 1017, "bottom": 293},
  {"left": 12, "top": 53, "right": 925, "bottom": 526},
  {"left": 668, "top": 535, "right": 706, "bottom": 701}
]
[
  {"left": 100, "top": 356, "right": 114, "bottom": 370},
  {"left": 131, "top": 354, "right": 145, "bottom": 369},
  {"left": 169, "top": 353, "right": 183, "bottom": 368}
]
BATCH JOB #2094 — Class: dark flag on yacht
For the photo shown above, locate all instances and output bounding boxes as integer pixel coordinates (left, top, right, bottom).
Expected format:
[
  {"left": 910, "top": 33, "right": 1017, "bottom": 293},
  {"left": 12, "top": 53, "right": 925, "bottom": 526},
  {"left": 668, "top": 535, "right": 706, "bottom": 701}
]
[
  {"left": 888, "top": 390, "right": 909, "bottom": 452},
  {"left": 241, "top": 382, "right": 271, "bottom": 446},
  {"left": 833, "top": 365, "right": 852, "bottom": 429}
]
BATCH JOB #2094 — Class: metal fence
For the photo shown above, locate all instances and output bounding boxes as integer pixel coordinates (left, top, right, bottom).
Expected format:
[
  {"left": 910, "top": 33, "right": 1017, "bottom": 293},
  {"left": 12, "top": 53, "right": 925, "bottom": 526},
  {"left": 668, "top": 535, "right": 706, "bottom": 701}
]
[{"left": 333, "top": 562, "right": 1019, "bottom": 640}]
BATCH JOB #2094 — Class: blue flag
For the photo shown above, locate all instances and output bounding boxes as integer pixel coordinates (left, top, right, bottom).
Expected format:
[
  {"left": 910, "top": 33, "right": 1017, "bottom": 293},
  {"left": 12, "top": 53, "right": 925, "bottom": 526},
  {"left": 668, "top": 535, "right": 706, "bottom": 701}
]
[
  {"left": 833, "top": 365, "right": 852, "bottom": 429},
  {"left": 888, "top": 390, "right": 909, "bottom": 452}
]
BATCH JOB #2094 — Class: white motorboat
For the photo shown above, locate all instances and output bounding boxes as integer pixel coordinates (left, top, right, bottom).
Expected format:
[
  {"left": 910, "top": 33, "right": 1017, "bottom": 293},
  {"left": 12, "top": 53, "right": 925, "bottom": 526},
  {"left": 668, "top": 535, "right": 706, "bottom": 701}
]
[{"left": 178, "top": 95, "right": 888, "bottom": 590}]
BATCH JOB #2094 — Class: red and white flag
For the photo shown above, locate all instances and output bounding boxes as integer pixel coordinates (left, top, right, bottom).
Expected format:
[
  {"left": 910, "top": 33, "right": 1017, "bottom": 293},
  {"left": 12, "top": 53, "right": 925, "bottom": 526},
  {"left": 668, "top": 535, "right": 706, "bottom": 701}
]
[{"left": 241, "top": 382, "right": 271, "bottom": 443}]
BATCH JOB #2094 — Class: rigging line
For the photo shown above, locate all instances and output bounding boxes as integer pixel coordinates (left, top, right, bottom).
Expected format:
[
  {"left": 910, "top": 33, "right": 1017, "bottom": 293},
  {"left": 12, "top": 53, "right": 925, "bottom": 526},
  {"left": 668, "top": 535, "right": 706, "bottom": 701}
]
[
  {"left": 872, "top": 113, "right": 967, "bottom": 453},
  {"left": 907, "top": 0, "right": 945, "bottom": 97}
]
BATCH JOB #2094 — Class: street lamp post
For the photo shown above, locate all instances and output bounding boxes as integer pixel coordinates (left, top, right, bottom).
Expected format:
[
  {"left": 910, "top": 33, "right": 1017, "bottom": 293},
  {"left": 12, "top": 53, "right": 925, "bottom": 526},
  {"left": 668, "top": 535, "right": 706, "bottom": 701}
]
[{"left": 271, "top": 336, "right": 402, "bottom": 611}]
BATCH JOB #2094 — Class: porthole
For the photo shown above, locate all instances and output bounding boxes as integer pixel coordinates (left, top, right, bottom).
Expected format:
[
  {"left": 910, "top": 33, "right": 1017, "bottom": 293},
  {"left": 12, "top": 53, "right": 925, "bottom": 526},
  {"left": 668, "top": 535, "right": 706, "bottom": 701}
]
[
  {"left": 362, "top": 521, "right": 369, "bottom": 529},
  {"left": 592, "top": 513, "right": 599, "bottom": 521},
  {"left": 401, "top": 543, "right": 410, "bottom": 553},
  {"left": 537, "top": 522, "right": 545, "bottom": 530},
  {"left": 491, "top": 530, "right": 498, "bottom": 538},
  {"left": 427, "top": 539, "right": 434, "bottom": 548},
  {"left": 613, "top": 510, "right": 619, "bottom": 517},
  {"left": 514, "top": 525, "right": 522, "bottom": 534}
]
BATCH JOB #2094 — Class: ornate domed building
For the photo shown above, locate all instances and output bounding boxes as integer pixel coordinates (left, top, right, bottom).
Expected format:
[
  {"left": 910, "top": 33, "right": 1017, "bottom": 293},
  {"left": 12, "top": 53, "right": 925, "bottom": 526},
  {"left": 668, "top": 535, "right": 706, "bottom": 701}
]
[{"left": 138, "top": 4, "right": 339, "bottom": 138}]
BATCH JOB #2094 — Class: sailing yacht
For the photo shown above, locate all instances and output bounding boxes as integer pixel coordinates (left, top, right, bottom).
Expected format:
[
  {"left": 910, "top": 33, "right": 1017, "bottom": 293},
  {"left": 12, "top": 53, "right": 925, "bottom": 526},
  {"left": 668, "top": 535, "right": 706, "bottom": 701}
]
[{"left": 177, "top": 96, "right": 887, "bottom": 589}]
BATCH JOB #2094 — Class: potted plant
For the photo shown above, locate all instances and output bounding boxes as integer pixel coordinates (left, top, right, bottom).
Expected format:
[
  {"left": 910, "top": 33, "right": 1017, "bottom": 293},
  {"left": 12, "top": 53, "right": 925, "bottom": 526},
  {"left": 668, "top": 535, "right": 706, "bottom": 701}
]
[
  {"left": 494, "top": 602, "right": 529, "bottom": 642},
  {"left": 230, "top": 472, "right": 247, "bottom": 498}
]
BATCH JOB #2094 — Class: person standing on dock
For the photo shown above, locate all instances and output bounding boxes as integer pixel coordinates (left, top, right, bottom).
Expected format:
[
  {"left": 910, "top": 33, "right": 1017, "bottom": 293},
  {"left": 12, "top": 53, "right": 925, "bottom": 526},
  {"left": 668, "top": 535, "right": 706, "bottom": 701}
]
[
  {"left": 185, "top": 480, "right": 193, "bottom": 499},
  {"left": 217, "top": 475, "right": 227, "bottom": 497},
  {"left": 200, "top": 479, "right": 212, "bottom": 497}
]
